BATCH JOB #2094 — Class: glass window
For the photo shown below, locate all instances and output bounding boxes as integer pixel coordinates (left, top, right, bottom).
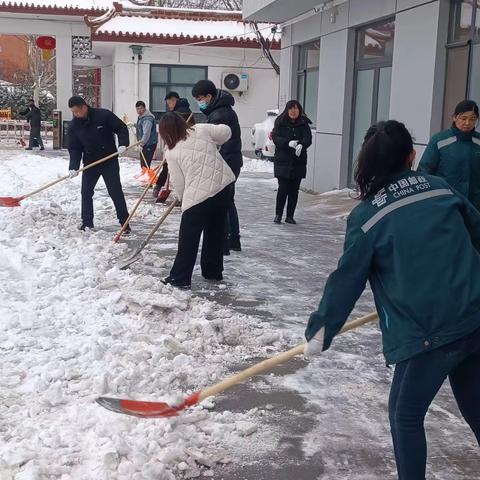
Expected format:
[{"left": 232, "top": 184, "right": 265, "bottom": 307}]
[
  {"left": 357, "top": 21, "right": 395, "bottom": 61},
  {"left": 469, "top": 43, "right": 480, "bottom": 107},
  {"left": 296, "top": 40, "right": 320, "bottom": 125},
  {"left": 151, "top": 66, "right": 168, "bottom": 83},
  {"left": 450, "top": 1, "right": 474, "bottom": 42},
  {"left": 150, "top": 65, "right": 207, "bottom": 115},
  {"left": 376, "top": 66, "right": 392, "bottom": 122},
  {"left": 443, "top": 45, "right": 469, "bottom": 128},
  {"left": 351, "top": 69, "right": 375, "bottom": 174}
]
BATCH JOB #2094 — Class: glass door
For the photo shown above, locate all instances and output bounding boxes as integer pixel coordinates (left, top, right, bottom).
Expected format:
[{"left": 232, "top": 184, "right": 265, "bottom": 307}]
[{"left": 349, "top": 20, "right": 395, "bottom": 184}]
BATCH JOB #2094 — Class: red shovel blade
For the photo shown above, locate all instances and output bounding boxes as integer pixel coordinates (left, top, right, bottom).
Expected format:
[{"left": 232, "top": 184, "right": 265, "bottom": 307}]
[
  {"left": 0, "top": 196, "right": 24, "bottom": 207},
  {"left": 156, "top": 189, "right": 172, "bottom": 203},
  {"left": 96, "top": 392, "right": 200, "bottom": 418}
]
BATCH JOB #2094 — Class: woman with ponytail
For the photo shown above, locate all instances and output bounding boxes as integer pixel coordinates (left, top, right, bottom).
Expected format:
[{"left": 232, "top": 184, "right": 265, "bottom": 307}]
[{"left": 305, "top": 120, "right": 480, "bottom": 479}]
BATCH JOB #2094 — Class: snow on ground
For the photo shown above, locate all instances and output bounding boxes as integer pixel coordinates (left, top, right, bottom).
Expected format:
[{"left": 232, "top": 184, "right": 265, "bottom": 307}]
[
  {"left": 0, "top": 149, "right": 287, "bottom": 479},
  {"left": 241, "top": 156, "right": 273, "bottom": 174}
]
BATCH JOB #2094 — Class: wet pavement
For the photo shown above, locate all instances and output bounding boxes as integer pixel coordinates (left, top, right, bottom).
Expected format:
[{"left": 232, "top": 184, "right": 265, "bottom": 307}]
[{"left": 31, "top": 149, "right": 480, "bottom": 479}]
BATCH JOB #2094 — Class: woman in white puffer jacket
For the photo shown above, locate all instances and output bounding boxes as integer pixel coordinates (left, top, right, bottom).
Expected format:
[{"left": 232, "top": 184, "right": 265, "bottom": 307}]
[{"left": 158, "top": 112, "right": 236, "bottom": 289}]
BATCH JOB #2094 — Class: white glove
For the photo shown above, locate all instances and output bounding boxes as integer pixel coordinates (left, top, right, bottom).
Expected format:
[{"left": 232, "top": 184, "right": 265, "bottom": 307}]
[
  {"left": 68, "top": 169, "right": 79, "bottom": 178},
  {"left": 288, "top": 140, "right": 298, "bottom": 149},
  {"left": 126, "top": 122, "right": 134, "bottom": 127},
  {"left": 117, "top": 145, "right": 127, "bottom": 155},
  {"left": 304, "top": 327, "right": 325, "bottom": 358},
  {"left": 295, "top": 144, "right": 303, "bottom": 157}
]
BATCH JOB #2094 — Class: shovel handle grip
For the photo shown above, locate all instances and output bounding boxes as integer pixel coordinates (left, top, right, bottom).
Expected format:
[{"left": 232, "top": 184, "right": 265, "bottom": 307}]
[{"left": 198, "top": 311, "right": 379, "bottom": 402}]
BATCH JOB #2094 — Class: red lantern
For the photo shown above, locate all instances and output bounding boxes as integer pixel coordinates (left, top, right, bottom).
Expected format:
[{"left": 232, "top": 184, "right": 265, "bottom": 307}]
[{"left": 36, "top": 36, "right": 56, "bottom": 50}]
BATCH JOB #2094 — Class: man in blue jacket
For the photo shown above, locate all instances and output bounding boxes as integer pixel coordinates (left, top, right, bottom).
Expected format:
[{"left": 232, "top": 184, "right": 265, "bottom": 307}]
[
  {"left": 67, "top": 96, "right": 130, "bottom": 232},
  {"left": 135, "top": 100, "right": 158, "bottom": 169}
]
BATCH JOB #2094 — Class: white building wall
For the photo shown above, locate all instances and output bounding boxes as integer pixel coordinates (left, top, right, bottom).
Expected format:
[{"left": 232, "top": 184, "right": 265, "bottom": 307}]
[
  {"left": 108, "top": 44, "right": 280, "bottom": 151},
  {"left": 268, "top": 0, "right": 448, "bottom": 193},
  {"left": 389, "top": 2, "right": 442, "bottom": 148}
]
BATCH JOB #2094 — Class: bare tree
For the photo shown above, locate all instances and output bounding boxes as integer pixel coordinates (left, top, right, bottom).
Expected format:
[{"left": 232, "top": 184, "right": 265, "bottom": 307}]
[{"left": 11, "top": 35, "right": 56, "bottom": 105}]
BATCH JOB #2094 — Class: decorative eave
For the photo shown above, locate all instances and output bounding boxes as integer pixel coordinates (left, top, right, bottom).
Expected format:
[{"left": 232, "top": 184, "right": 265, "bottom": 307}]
[
  {"left": 92, "top": 31, "right": 281, "bottom": 50},
  {"left": 0, "top": 1, "right": 108, "bottom": 17}
]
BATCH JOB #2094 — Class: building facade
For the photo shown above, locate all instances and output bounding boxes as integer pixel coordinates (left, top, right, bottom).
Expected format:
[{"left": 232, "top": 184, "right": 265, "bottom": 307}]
[
  {"left": 0, "top": 1, "right": 280, "bottom": 151},
  {"left": 244, "top": 0, "right": 475, "bottom": 193}
]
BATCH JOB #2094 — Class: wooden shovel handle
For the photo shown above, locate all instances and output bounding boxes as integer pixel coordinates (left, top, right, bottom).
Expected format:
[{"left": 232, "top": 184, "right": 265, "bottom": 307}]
[
  {"left": 114, "top": 160, "right": 164, "bottom": 241},
  {"left": 198, "top": 311, "right": 379, "bottom": 402},
  {"left": 22, "top": 141, "right": 141, "bottom": 200}
]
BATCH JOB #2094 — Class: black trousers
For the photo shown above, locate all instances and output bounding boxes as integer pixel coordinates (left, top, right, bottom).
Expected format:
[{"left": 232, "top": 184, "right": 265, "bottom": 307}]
[
  {"left": 141, "top": 143, "right": 157, "bottom": 168},
  {"left": 225, "top": 181, "right": 240, "bottom": 242},
  {"left": 276, "top": 177, "right": 302, "bottom": 218},
  {"left": 156, "top": 163, "right": 169, "bottom": 189},
  {"left": 169, "top": 186, "right": 230, "bottom": 284},
  {"left": 389, "top": 327, "right": 480, "bottom": 480},
  {"left": 29, "top": 127, "right": 44, "bottom": 149},
  {"left": 81, "top": 158, "right": 129, "bottom": 227}
]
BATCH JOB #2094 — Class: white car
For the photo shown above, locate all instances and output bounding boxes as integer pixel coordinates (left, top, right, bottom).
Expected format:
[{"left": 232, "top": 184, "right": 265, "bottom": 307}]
[{"left": 252, "top": 109, "right": 278, "bottom": 160}]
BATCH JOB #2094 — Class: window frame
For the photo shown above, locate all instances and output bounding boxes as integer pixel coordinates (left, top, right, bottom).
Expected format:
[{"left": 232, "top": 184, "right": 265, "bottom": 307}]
[
  {"left": 149, "top": 64, "right": 208, "bottom": 118},
  {"left": 443, "top": 1, "right": 480, "bottom": 128},
  {"left": 296, "top": 39, "right": 320, "bottom": 126}
]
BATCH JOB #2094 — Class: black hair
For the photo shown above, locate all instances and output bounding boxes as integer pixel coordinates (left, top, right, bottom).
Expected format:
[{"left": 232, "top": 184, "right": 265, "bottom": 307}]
[
  {"left": 164, "top": 91, "right": 180, "bottom": 100},
  {"left": 354, "top": 120, "right": 414, "bottom": 199},
  {"left": 454, "top": 99, "right": 479, "bottom": 118},
  {"left": 191, "top": 80, "right": 217, "bottom": 98},
  {"left": 68, "top": 96, "right": 87, "bottom": 108},
  {"left": 275, "top": 100, "right": 304, "bottom": 127},
  {"left": 135, "top": 100, "right": 146, "bottom": 108},
  {"left": 28, "top": 98, "right": 35, "bottom": 103}
]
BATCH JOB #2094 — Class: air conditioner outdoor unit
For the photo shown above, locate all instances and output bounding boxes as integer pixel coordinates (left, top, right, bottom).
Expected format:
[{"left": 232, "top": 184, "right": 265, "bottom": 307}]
[{"left": 222, "top": 72, "right": 248, "bottom": 92}]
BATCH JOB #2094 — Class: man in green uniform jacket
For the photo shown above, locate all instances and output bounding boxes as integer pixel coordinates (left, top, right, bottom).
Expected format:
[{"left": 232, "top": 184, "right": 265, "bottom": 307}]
[{"left": 418, "top": 100, "right": 480, "bottom": 210}]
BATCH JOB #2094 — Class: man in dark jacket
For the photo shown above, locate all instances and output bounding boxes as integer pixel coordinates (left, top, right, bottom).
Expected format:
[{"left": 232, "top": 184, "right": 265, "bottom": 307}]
[
  {"left": 153, "top": 92, "right": 193, "bottom": 199},
  {"left": 67, "top": 96, "right": 130, "bottom": 232},
  {"left": 22, "top": 99, "right": 44, "bottom": 150},
  {"left": 192, "top": 80, "right": 242, "bottom": 253},
  {"left": 165, "top": 91, "right": 192, "bottom": 119}
]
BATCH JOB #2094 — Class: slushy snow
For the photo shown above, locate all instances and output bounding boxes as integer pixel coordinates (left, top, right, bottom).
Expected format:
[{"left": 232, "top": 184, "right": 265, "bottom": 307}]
[{"left": 0, "top": 149, "right": 286, "bottom": 479}]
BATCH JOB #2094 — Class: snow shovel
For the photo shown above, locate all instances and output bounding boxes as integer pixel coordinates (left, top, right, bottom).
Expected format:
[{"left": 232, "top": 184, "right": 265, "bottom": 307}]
[
  {"left": 137, "top": 150, "right": 158, "bottom": 186},
  {"left": 113, "top": 161, "right": 164, "bottom": 243},
  {"left": 117, "top": 198, "right": 179, "bottom": 270},
  {"left": 156, "top": 174, "right": 171, "bottom": 203},
  {"left": 96, "top": 311, "right": 379, "bottom": 418},
  {"left": 0, "top": 142, "right": 141, "bottom": 207}
]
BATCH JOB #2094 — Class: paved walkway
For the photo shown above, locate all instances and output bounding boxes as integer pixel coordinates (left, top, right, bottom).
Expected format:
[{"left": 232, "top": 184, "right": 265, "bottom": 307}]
[
  {"left": 31, "top": 149, "right": 480, "bottom": 479},
  {"left": 120, "top": 168, "right": 478, "bottom": 480}
]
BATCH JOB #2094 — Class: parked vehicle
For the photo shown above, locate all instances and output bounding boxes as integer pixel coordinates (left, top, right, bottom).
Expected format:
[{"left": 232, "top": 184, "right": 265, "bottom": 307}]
[{"left": 252, "top": 109, "right": 278, "bottom": 159}]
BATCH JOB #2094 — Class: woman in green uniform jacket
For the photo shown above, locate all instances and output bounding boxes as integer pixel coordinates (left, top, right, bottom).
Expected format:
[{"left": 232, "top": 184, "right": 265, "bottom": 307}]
[
  {"left": 418, "top": 100, "right": 480, "bottom": 210},
  {"left": 305, "top": 120, "right": 480, "bottom": 480}
]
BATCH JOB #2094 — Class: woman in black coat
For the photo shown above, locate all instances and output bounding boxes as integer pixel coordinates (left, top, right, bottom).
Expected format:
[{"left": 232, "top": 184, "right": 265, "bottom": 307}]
[{"left": 271, "top": 100, "right": 312, "bottom": 224}]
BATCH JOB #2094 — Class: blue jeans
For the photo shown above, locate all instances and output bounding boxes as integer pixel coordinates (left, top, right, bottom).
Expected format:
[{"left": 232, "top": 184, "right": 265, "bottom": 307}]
[{"left": 389, "top": 327, "right": 480, "bottom": 479}]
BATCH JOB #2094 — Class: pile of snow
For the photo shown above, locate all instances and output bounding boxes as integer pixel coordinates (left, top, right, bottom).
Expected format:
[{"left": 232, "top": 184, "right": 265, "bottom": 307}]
[
  {"left": 0, "top": 150, "right": 286, "bottom": 479},
  {"left": 242, "top": 156, "right": 274, "bottom": 174}
]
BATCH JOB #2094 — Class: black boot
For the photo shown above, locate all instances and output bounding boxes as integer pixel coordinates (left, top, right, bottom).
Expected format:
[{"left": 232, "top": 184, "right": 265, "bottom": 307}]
[
  {"left": 161, "top": 276, "right": 191, "bottom": 290},
  {"left": 274, "top": 215, "right": 282, "bottom": 224},
  {"left": 78, "top": 222, "right": 94, "bottom": 231},
  {"left": 285, "top": 217, "right": 297, "bottom": 224}
]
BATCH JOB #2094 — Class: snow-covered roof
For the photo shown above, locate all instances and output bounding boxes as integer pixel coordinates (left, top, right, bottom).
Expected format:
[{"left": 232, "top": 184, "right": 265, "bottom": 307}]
[
  {"left": 0, "top": 0, "right": 112, "bottom": 15},
  {"left": 94, "top": 14, "right": 278, "bottom": 48}
]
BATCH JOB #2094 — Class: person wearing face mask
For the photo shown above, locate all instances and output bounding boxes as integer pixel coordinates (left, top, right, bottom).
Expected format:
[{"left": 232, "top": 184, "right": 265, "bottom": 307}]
[
  {"left": 271, "top": 100, "right": 312, "bottom": 224},
  {"left": 418, "top": 100, "right": 480, "bottom": 210},
  {"left": 192, "top": 80, "right": 242, "bottom": 254}
]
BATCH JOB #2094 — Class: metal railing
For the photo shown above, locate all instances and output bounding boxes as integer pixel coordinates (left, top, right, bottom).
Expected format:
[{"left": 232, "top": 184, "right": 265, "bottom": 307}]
[{"left": 0, "top": 120, "right": 53, "bottom": 144}]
